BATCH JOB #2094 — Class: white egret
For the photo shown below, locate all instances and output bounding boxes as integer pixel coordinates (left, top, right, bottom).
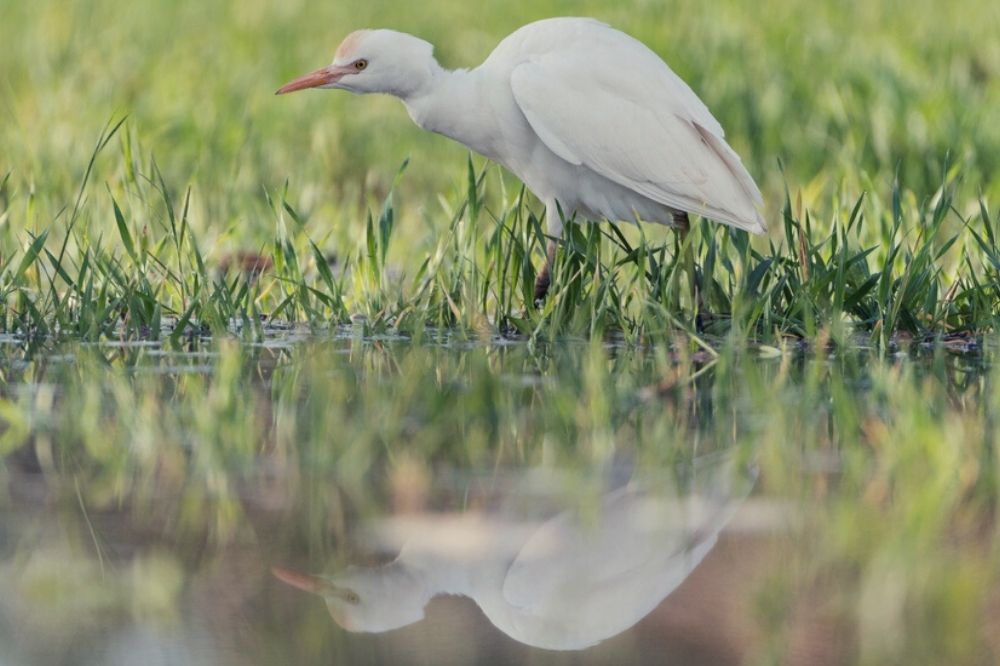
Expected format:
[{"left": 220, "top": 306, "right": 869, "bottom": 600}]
[
  {"left": 277, "top": 18, "right": 766, "bottom": 300},
  {"left": 273, "top": 454, "right": 751, "bottom": 651}
]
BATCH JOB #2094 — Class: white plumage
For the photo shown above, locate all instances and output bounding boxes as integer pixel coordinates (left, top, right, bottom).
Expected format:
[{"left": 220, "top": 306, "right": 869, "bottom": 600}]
[
  {"left": 273, "top": 452, "right": 751, "bottom": 650},
  {"left": 278, "top": 18, "right": 766, "bottom": 293}
]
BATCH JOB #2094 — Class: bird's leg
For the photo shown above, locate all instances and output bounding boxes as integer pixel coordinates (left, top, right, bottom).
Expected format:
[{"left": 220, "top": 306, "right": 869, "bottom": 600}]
[
  {"left": 673, "top": 211, "right": 705, "bottom": 333},
  {"left": 533, "top": 239, "right": 558, "bottom": 303},
  {"left": 534, "top": 202, "right": 564, "bottom": 304}
]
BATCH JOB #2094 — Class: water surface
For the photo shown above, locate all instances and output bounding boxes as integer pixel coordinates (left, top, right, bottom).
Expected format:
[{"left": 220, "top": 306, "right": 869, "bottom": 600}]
[{"left": 0, "top": 334, "right": 996, "bottom": 665}]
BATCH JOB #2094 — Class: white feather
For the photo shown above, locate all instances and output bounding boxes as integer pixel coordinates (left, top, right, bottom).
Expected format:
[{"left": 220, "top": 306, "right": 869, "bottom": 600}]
[
  {"left": 284, "top": 17, "right": 767, "bottom": 238},
  {"left": 500, "top": 19, "right": 765, "bottom": 232}
]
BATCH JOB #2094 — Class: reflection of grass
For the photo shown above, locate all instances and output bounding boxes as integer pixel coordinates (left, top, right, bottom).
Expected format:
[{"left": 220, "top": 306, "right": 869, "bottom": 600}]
[{"left": 0, "top": 340, "right": 997, "bottom": 662}]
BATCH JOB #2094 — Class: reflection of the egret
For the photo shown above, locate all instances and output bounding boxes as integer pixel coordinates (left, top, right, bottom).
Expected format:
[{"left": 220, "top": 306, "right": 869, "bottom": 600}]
[{"left": 275, "top": 451, "right": 754, "bottom": 651}]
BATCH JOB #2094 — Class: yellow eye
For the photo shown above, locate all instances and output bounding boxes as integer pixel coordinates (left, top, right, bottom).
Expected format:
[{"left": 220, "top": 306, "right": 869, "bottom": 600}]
[
  {"left": 345, "top": 591, "right": 361, "bottom": 604},
  {"left": 354, "top": 59, "right": 368, "bottom": 71}
]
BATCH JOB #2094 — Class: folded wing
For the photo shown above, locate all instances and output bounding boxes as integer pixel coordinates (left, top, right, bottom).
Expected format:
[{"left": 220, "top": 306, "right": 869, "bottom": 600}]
[{"left": 509, "top": 43, "right": 765, "bottom": 232}]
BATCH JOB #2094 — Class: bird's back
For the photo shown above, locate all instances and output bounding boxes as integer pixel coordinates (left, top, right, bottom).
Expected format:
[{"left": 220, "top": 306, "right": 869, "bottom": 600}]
[
  {"left": 485, "top": 18, "right": 722, "bottom": 134},
  {"left": 481, "top": 18, "right": 765, "bottom": 233}
]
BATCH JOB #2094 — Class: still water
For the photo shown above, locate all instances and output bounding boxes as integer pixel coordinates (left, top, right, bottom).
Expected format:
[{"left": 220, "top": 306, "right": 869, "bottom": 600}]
[{"left": 0, "top": 333, "right": 996, "bottom": 665}]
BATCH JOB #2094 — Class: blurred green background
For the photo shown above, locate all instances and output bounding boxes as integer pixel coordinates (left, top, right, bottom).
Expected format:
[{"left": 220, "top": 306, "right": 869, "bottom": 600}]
[{"left": 3, "top": 0, "right": 999, "bottom": 251}]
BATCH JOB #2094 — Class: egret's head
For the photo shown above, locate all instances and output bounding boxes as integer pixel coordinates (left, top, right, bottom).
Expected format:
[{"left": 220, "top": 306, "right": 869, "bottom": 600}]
[
  {"left": 277, "top": 29, "right": 439, "bottom": 99},
  {"left": 273, "top": 562, "right": 428, "bottom": 633}
]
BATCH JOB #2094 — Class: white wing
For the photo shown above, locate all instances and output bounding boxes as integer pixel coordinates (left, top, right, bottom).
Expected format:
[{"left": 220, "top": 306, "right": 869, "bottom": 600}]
[
  {"left": 507, "top": 22, "right": 765, "bottom": 232},
  {"left": 498, "top": 449, "right": 753, "bottom": 650},
  {"left": 496, "top": 485, "right": 740, "bottom": 650},
  {"left": 502, "top": 485, "right": 693, "bottom": 604}
]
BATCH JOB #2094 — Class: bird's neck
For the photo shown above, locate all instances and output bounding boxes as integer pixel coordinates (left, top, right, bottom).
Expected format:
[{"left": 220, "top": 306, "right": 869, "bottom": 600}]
[
  {"left": 400, "top": 67, "right": 502, "bottom": 162},
  {"left": 397, "top": 544, "right": 476, "bottom": 598}
]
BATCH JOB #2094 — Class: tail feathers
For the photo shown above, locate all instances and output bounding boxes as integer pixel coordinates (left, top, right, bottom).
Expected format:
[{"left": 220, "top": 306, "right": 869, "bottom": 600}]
[{"left": 692, "top": 122, "right": 766, "bottom": 234}]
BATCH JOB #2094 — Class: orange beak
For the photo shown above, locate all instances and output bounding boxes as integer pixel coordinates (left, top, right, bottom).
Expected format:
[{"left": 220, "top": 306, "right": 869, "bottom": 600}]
[
  {"left": 275, "top": 66, "right": 347, "bottom": 95},
  {"left": 272, "top": 566, "right": 332, "bottom": 593}
]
